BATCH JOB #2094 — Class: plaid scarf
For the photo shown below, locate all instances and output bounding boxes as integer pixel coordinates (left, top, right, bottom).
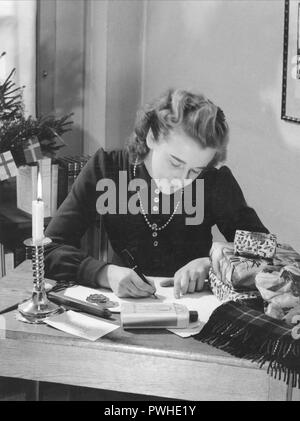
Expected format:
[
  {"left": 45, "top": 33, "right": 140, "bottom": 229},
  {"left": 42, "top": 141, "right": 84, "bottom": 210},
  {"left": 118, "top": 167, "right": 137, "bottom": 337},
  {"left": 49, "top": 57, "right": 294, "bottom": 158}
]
[{"left": 194, "top": 299, "right": 300, "bottom": 388}]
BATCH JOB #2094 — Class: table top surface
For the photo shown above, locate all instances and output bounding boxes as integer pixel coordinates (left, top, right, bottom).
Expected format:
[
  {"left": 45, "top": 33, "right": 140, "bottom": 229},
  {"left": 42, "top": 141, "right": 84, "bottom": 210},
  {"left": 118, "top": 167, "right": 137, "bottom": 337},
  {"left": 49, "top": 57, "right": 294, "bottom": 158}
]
[{"left": 0, "top": 261, "right": 262, "bottom": 371}]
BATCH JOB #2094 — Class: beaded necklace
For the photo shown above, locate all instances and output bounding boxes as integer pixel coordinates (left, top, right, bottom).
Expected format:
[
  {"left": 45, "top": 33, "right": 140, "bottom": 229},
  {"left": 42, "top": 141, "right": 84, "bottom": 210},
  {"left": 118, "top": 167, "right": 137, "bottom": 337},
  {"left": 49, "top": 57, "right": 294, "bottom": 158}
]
[{"left": 133, "top": 158, "right": 183, "bottom": 246}]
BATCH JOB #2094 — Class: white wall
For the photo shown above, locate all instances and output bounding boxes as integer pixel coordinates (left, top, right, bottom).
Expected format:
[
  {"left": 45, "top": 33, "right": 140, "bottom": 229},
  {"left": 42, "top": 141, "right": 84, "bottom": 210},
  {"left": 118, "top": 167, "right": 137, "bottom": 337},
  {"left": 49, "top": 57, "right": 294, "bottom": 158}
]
[
  {"left": 141, "top": 0, "right": 300, "bottom": 251},
  {"left": 83, "top": 0, "right": 144, "bottom": 155},
  {"left": 69, "top": 0, "right": 300, "bottom": 251},
  {"left": 0, "top": 0, "right": 36, "bottom": 116}
]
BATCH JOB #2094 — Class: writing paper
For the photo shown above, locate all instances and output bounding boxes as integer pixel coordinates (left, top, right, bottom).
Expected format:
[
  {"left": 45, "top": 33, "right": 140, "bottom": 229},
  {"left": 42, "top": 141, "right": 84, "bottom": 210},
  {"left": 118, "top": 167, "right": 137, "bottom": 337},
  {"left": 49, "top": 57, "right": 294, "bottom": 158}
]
[
  {"left": 44, "top": 310, "right": 118, "bottom": 341},
  {"left": 62, "top": 278, "right": 222, "bottom": 337}
]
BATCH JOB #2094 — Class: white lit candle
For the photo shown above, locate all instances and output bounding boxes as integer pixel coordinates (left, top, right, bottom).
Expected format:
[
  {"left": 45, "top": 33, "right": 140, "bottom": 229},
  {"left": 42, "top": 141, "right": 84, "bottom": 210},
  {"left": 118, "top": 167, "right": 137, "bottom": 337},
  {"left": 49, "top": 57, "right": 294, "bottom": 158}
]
[{"left": 32, "top": 162, "right": 44, "bottom": 244}]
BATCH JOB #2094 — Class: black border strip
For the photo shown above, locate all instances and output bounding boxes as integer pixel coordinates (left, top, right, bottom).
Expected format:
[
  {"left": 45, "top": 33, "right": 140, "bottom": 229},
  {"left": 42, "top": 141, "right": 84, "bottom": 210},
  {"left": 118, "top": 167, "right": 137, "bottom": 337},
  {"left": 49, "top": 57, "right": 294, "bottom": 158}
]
[{"left": 281, "top": 0, "right": 300, "bottom": 123}]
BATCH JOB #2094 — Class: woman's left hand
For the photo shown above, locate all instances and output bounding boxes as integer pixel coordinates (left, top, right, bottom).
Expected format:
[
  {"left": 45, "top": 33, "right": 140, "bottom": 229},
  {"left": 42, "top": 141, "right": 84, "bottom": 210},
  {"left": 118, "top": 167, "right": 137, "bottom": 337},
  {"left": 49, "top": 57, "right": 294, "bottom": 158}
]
[{"left": 160, "top": 257, "right": 210, "bottom": 299}]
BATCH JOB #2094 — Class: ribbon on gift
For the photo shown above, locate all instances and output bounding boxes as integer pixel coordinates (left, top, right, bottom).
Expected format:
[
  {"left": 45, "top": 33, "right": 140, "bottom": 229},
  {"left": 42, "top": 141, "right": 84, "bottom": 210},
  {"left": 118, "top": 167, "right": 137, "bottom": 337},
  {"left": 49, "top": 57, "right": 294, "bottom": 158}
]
[
  {"left": 23, "top": 136, "right": 43, "bottom": 163},
  {"left": 0, "top": 151, "right": 18, "bottom": 180}
]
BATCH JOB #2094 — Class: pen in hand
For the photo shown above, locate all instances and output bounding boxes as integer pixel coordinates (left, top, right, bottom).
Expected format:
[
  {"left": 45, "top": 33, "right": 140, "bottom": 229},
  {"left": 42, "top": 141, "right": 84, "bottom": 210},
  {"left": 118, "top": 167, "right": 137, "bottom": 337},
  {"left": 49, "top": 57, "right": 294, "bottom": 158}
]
[{"left": 121, "top": 249, "right": 158, "bottom": 299}]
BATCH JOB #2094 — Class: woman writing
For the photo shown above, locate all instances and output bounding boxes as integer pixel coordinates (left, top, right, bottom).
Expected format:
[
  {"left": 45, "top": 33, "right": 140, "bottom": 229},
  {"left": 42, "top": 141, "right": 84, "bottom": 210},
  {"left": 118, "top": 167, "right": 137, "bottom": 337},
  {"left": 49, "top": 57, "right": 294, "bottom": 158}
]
[{"left": 44, "top": 89, "right": 268, "bottom": 298}]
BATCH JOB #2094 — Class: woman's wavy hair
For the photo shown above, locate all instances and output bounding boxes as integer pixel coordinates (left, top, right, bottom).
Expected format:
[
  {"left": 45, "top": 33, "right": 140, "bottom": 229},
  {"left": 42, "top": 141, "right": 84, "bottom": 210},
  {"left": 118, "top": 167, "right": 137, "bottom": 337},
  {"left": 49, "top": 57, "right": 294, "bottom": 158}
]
[{"left": 126, "top": 88, "right": 229, "bottom": 167}]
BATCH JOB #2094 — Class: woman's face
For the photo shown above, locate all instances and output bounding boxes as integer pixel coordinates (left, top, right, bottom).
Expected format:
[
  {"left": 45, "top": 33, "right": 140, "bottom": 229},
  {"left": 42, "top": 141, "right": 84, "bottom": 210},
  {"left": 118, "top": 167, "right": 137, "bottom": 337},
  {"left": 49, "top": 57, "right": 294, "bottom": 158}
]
[{"left": 144, "top": 127, "right": 217, "bottom": 194}]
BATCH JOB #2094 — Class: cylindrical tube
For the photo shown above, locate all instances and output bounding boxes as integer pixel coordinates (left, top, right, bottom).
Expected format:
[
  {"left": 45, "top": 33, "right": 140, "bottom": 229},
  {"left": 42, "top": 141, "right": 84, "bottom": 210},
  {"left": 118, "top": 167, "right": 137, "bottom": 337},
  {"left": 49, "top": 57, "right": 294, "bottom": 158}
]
[{"left": 121, "top": 302, "right": 198, "bottom": 329}]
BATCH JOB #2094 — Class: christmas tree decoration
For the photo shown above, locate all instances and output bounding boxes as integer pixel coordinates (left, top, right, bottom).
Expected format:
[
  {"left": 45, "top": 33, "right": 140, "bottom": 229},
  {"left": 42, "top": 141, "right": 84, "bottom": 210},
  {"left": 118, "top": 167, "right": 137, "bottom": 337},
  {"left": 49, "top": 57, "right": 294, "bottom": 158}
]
[
  {"left": 0, "top": 150, "right": 18, "bottom": 181},
  {"left": 0, "top": 52, "right": 24, "bottom": 124},
  {"left": 0, "top": 52, "right": 73, "bottom": 171},
  {"left": 23, "top": 136, "right": 43, "bottom": 164}
]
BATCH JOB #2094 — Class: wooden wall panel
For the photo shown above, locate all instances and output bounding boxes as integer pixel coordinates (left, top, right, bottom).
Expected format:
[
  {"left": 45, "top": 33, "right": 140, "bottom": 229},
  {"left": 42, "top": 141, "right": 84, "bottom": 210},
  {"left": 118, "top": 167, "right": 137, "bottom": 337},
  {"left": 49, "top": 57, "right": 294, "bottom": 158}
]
[
  {"left": 83, "top": 0, "right": 108, "bottom": 154},
  {"left": 36, "top": 0, "right": 85, "bottom": 156},
  {"left": 36, "top": 0, "right": 56, "bottom": 116},
  {"left": 83, "top": 0, "right": 144, "bottom": 155},
  {"left": 37, "top": 0, "right": 145, "bottom": 156}
]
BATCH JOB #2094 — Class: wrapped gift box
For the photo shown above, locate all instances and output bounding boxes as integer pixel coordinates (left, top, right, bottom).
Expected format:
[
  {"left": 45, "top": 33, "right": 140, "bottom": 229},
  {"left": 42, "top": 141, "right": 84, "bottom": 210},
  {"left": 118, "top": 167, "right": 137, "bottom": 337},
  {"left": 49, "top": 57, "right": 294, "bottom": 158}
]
[
  {"left": 218, "top": 244, "right": 271, "bottom": 291},
  {"left": 234, "top": 230, "right": 277, "bottom": 259},
  {"left": 208, "top": 268, "right": 260, "bottom": 302},
  {"left": 209, "top": 241, "right": 300, "bottom": 303}
]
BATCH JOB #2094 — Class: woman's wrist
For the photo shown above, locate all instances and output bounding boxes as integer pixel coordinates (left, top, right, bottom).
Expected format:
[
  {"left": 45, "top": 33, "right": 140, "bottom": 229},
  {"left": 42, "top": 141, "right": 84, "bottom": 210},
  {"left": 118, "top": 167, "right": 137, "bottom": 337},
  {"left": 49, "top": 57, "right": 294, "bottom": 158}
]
[{"left": 96, "top": 264, "right": 112, "bottom": 289}]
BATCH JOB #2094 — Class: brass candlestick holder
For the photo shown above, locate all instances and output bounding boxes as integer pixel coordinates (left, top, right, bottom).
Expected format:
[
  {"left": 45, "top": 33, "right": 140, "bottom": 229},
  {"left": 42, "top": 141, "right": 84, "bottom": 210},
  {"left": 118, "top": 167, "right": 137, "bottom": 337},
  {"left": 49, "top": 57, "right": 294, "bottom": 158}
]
[{"left": 18, "top": 237, "right": 61, "bottom": 323}]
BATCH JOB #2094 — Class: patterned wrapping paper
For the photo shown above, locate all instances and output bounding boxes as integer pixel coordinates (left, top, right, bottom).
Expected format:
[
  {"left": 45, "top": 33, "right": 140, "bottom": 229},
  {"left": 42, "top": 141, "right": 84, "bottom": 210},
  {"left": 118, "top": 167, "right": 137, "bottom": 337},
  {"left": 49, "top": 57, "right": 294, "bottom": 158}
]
[
  {"left": 255, "top": 263, "right": 300, "bottom": 320},
  {"left": 234, "top": 230, "right": 277, "bottom": 259},
  {"left": 208, "top": 268, "right": 260, "bottom": 302},
  {"left": 209, "top": 241, "right": 300, "bottom": 303},
  {"left": 273, "top": 243, "right": 300, "bottom": 267},
  {"left": 217, "top": 243, "right": 271, "bottom": 291}
]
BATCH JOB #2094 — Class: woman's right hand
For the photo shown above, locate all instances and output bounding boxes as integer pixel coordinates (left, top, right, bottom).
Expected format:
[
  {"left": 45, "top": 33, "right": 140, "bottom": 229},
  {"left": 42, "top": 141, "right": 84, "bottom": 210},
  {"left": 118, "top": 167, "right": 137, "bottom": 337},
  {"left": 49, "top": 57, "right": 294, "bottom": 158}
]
[{"left": 98, "top": 264, "right": 156, "bottom": 298}]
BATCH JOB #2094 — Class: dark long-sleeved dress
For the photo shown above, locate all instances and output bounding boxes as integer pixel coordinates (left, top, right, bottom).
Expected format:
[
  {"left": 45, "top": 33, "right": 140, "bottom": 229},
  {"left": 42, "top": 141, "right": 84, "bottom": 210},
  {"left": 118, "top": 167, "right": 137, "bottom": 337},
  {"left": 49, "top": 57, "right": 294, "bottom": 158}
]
[{"left": 44, "top": 148, "right": 269, "bottom": 287}]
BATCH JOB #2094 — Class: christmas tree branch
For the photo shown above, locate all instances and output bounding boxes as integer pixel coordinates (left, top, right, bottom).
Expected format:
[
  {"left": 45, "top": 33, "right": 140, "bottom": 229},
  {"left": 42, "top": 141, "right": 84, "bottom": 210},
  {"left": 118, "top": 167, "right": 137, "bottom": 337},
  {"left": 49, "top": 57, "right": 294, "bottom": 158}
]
[{"left": 0, "top": 52, "right": 73, "bottom": 163}]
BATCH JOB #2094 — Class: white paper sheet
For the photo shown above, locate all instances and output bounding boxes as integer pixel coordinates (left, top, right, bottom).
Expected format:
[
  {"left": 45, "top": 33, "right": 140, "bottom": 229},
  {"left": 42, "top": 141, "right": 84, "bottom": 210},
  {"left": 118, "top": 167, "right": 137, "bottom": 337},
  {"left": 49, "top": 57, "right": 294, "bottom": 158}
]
[
  {"left": 45, "top": 282, "right": 53, "bottom": 291},
  {"left": 62, "top": 278, "right": 222, "bottom": 337},
  {"left": 168, "top": 321, "right": 205, "bottom": 338},
  {"left": 44, "top": 310, "right": 118, "bottom": 341},
  {"left": 63, "top": 285, "right": 120, "bottom": 310}
]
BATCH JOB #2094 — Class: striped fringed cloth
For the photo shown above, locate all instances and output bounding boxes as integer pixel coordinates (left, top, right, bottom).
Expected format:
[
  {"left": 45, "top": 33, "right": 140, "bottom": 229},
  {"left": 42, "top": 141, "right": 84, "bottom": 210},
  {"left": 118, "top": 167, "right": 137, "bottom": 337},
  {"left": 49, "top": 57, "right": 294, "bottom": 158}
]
[{"left": 194, "top": 300, "right": 300, "bottom": 388}]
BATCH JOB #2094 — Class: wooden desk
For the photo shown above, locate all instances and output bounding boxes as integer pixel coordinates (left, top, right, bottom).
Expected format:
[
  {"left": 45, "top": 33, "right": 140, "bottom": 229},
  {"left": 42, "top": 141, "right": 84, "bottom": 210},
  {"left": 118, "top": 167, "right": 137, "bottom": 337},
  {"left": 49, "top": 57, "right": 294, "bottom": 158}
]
[{"left": 0, "top": 261, "right": 298, "bottom": 401}]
